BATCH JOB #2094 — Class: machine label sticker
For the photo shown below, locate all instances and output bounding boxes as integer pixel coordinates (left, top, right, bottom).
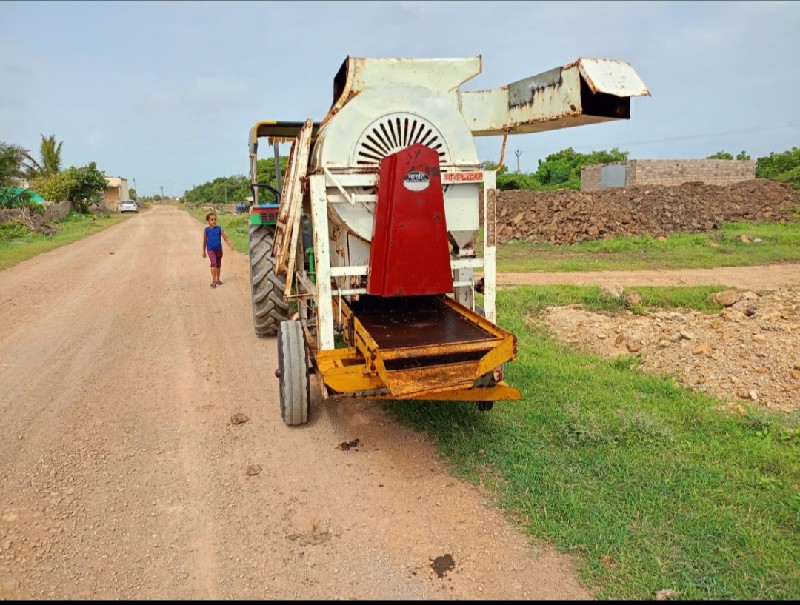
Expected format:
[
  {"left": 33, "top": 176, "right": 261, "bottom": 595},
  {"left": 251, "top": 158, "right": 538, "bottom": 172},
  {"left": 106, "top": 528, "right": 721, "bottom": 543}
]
[
  {"left": 403, "top": 171, "right": 430, "bottom": 191},
  {"left": 442, "top": 171, "right": 483, "bottom": 183}
]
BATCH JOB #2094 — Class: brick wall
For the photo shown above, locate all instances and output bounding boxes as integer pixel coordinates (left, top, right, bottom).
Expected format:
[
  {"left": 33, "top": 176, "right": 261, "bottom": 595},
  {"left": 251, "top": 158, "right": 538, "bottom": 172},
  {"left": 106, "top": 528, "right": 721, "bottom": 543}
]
[{"left": 581, "top": 159, "right": 756, "bottom": 191}]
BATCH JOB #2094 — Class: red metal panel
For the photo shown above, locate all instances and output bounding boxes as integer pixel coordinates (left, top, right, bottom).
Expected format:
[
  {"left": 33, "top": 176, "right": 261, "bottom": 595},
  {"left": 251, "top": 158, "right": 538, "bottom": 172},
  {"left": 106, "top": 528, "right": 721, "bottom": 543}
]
[{"left": 367, "top": 144, "right": 453, "bottom": 297}]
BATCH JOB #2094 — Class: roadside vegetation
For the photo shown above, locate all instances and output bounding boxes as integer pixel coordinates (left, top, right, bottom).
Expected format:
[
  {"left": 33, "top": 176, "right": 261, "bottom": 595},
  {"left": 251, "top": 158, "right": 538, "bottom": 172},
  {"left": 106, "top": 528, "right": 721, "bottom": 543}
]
[
  {"left": 385, "top": 285, "right": 800, "bottom": 600},
  {"left": 0, "top": 134, "right": 127, "bottom": 272},
  {"left": 183, "top": 204, "right": 251, "bottom": 252},
  {"left": 181, "top": 156, "right": 287, "bottom": 205},
  {"left": 1, "top": 136, "right": 109, "bottom": 214},
  {"left": 0, "top": 212, "right": 128, "bottom": 272},
  {"left": 486, "top": 146, "right": 800, "bottom": 192}
]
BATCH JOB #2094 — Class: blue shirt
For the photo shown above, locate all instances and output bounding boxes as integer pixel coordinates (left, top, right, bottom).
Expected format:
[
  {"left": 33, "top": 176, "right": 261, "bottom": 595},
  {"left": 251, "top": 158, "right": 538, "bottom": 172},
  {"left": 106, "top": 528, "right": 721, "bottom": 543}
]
[{"left": 205, "top": 226, "right": 222, "bottom": 250}]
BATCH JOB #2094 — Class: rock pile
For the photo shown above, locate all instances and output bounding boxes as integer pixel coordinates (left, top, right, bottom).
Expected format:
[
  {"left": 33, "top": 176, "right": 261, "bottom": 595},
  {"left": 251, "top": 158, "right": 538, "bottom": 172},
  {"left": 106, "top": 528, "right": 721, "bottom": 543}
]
[
  {"left": 538, "top": 287, "right": 800, "bottom": 413},
  {"left": 496, "top": 179, "right": 800, "bottom": 244}
]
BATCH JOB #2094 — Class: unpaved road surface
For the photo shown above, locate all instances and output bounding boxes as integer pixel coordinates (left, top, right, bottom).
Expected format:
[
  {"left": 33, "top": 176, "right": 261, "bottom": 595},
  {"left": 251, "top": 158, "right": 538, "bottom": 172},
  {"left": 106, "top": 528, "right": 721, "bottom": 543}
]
[
  {"left": 499, "top": 265, "right": 800, "bottom": 290},
  {"left": 0, "top": 205, "right": 590, "bottom": 600}
]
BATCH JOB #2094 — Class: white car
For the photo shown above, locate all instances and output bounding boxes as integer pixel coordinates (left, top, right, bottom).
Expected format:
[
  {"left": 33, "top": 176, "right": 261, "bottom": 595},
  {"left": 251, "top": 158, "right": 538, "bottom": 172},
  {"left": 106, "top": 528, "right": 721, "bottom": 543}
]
[{"left": 120, "top": 200, "right": 138, "bottom": 213}]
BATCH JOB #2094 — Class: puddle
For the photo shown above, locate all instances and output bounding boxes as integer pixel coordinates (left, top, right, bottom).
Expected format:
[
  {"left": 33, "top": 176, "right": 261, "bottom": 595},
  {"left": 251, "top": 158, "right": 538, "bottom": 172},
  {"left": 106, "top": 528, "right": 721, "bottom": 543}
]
[{"left": 431, "top": 554, "right": 455, "bottom": 578}]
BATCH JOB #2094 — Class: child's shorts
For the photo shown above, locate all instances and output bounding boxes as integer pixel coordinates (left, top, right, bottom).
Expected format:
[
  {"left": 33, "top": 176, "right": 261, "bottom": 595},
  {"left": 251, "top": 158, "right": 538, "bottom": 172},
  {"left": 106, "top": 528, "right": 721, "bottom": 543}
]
[{"left": 207, "top": 248, "right": 223, "bottom": 268}]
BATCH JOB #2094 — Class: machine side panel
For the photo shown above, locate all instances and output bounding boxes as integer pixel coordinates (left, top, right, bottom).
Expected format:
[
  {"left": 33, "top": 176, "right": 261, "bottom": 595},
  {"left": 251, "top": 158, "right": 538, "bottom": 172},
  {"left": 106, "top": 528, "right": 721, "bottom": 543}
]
[{"left": 367, "top": 144, "right": 453, "bottom": 297}]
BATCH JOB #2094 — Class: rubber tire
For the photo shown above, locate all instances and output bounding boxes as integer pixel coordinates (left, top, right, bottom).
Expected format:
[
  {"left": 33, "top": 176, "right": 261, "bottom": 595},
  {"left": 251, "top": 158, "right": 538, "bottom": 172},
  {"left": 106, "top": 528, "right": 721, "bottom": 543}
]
[
  {"left": 477, "top": 401, "right": 494, "bottom": 412},
  {"left": 249, "top": 224, "right": 289, "bottom": 337},
  {"left": 278, "top": 320, "right": 310, "bottom": 426}
]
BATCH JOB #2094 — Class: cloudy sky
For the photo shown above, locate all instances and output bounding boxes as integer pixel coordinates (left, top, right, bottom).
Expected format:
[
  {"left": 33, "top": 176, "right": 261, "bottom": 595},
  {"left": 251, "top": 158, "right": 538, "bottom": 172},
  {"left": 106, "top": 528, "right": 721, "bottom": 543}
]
[{"left": 1, "top": 0, "right": 798, "bottom": 197}]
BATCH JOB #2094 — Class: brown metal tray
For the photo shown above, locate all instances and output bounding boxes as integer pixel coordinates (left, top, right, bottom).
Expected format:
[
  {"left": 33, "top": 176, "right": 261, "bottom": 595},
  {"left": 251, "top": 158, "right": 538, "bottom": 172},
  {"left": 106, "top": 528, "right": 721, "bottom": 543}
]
[{"left": 348, "top": 295, "right": 494, "bottom": 350}]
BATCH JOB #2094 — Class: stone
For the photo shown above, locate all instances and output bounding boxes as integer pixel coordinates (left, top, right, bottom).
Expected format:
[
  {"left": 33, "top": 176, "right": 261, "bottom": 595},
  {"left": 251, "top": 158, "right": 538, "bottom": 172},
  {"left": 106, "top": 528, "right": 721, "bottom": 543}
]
[
  {"left": 713, "top": 290, "right": 742, "bottom": 307},
  {"left": 623, "top": 291, "right": 642, "bottom": 307}
]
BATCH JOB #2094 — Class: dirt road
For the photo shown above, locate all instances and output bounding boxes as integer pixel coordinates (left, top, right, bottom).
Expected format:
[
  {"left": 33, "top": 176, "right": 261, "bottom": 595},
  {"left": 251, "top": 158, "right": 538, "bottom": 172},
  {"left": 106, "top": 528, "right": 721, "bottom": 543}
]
[
  {"left": 498, "top": 264, "right": 800, "bottom": 289},
  {"left": 0, "top": 205, "right": 590, "bottom": 600}
]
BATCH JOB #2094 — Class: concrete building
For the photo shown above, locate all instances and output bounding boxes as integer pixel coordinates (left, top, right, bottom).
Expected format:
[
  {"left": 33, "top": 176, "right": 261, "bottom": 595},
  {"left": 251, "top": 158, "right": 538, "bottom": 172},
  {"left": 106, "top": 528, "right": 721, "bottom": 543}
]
[
  {"left": 104, "top": 176, "right": 130, "bottom": 211},
  {"left": 581, "top": 159, "right": 756, "bottom": 191}
]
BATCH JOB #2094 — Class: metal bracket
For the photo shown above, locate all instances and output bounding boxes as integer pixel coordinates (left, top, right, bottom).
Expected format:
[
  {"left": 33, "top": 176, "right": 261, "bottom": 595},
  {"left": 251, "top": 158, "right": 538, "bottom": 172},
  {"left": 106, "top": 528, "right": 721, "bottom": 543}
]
[{"left": 324, "top": 166, "right": 355, "bottom": 205}]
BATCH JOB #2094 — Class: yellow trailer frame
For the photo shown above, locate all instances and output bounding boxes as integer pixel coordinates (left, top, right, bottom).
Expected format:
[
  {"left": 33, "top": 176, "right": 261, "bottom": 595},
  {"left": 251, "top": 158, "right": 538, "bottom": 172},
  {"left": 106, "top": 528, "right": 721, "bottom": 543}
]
[{"left": 314, "top": 294, "right": 521, "bottom": 402}]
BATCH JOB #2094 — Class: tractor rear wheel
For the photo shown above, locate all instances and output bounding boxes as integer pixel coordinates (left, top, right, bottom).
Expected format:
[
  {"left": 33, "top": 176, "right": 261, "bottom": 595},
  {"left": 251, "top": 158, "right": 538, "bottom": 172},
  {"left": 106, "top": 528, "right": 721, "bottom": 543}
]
[
  {"left": 249, "top": 225, "right": 289, "bottom": 337},
  {"left": 278, "top": 320, "right": 310, "bottom": 426}
]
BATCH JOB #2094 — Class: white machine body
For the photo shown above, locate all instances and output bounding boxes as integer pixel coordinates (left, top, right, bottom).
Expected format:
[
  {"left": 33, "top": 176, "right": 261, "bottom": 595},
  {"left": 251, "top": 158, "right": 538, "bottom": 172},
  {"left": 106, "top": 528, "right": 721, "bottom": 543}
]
[{"left": 278, "top": 56, "right": 649, "bottom": 351}]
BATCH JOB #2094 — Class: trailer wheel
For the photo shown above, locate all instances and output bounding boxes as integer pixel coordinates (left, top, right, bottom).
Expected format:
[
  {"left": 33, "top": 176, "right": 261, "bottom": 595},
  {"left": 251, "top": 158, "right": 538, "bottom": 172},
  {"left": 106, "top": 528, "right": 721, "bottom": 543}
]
[
  {"left": 278, "top": 320, "right": 310, "bottom": 426},
  {"left": 477, "top": 401, "right": 494, "bottom": 412},
  {"left": 249, "top": 225, "right": 289, "bottom": 337}
]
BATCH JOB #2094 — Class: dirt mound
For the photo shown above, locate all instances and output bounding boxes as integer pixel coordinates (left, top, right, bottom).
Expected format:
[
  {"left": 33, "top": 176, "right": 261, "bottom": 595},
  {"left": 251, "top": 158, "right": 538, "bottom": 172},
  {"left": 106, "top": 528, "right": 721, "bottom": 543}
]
[
  {"left": 496, "top": 179, "right": 800, "bottom": 244},
  {"left": 537, "top": 287, "right": 800, "bottom": 413},
  {"left": 0, "top": 207, "right": 57, "bottom": 235}
]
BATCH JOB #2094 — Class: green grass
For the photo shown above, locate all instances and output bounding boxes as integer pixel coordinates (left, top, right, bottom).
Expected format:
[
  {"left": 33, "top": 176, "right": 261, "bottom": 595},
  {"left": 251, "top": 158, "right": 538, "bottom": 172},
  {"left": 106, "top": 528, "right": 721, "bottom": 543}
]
[
  {"left": 496, "top": 221, "right": 800, "bottom": 272},
  {"left": 0, "top": 211, "right": 129, "bottom": 272},
  {"left": 490, "top": 283, "right": 728, "bottom": 316},
  {"left": 184, "top": 205, "right": 250, "bottom": 253},
  {"left": 382, "top": 286, "right": 800, "bottom": 600}
]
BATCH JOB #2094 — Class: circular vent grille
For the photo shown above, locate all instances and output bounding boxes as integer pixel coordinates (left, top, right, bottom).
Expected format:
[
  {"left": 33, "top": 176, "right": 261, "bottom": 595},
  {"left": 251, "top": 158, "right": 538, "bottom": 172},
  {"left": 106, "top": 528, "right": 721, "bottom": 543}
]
[{"left": 353, "top": 113, "right": 451, "bottom": 169}]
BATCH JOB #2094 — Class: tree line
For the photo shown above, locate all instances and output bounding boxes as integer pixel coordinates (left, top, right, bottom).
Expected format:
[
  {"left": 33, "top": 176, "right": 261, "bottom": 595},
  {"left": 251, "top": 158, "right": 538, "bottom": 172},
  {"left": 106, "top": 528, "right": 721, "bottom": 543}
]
[
  {"left": 4, "top": 134, "right": 797, "bottom": 214},
  {"left": 181, "top": 156, "right": 288, "bottom": 205},
  {"left": 183, "top": 146, "right": 799, "bottom": 203},
  {"left": 0, "top": 135, "right": 111, "bottom": 213},
  {"left": 488, "top": 147, "right": 799, "bottom": 192}
]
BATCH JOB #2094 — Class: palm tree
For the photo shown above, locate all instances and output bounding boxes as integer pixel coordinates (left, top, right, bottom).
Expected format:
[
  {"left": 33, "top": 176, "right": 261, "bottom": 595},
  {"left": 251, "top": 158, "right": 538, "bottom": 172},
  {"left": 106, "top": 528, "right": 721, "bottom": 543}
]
[
  {"left": 0, "top": 142, "right": 28, "bottom": 186},
  {"left": 24, "top": 134, "right": 63, "bottom": 178}
]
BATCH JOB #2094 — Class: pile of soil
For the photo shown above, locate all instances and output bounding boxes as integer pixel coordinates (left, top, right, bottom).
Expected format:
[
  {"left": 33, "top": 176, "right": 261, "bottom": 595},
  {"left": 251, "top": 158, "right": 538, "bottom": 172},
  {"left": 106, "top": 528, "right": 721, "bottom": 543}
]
[
  {"left": 496, "top": 179, "right": 800, "bottom": 244},
  {"left": 0, "top": 208, "right": 56, "bottom": 235},
  {"left": 537, "top": 287, "right": 800, "bottom": 413}
]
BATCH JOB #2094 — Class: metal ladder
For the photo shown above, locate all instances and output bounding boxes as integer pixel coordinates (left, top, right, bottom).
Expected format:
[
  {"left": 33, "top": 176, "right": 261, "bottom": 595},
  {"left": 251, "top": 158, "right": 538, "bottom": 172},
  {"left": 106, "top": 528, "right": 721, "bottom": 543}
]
[{"left": 271, "top": 118, "right": 314, "bottom": 299}]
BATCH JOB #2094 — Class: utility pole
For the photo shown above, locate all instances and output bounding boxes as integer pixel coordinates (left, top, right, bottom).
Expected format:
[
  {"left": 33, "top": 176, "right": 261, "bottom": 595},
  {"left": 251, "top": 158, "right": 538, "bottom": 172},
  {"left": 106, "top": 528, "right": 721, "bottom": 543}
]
[
  {"left": 160, "top": 185, "right": 164, "bottom": 199},
  {"left": 515, "top": 150, "right": 522, "bottom": 173}
]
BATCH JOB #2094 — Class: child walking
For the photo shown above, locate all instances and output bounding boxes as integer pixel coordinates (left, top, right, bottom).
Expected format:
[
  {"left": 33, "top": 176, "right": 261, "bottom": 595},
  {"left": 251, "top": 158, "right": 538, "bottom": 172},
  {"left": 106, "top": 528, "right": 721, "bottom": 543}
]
[{"left": 202, "top": 212, "right": 233, "bottom": 288}]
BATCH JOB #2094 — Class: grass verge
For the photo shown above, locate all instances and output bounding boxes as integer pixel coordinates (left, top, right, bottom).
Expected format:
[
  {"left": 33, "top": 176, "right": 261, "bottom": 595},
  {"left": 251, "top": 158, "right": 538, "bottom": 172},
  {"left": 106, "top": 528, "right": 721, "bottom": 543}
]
[
  {"left": 0, "top": 211, "right": 129, "bottom": 272},
  {"left": 184, "top": 205, "right": 250, "bottom": 253},
  {"left": 383, "top": 285, "right": 800, "bottom": 600}
]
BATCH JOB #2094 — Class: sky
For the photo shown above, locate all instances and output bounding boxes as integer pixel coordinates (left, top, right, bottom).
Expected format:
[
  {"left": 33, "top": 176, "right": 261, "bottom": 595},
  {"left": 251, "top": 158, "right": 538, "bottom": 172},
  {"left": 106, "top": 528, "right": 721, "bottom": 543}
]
[{"left": 1, "top": 0, "right": 798, "bottom": 198}]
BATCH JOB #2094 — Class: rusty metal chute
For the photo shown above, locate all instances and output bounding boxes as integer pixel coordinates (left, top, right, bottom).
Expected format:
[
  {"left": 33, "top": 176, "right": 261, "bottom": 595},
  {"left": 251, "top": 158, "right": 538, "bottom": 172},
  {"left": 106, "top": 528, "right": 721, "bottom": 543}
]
[{"left": 461, "top": 58, "right": 651, "bottom": 136}]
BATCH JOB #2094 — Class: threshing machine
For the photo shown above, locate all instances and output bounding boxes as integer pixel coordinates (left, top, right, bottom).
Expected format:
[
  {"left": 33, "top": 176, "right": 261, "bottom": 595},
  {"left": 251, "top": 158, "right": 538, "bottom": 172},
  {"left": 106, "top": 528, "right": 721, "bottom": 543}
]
[{"left": 247, "top": 56, "right": 649, "bottom": 425}]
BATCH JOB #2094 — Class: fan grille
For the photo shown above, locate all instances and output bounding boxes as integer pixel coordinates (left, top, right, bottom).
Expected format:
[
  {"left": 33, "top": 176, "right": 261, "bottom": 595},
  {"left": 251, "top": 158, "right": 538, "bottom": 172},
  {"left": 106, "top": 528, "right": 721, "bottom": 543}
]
[{"left": 354, "top": 113, "right": 450, "bottom": 169}]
